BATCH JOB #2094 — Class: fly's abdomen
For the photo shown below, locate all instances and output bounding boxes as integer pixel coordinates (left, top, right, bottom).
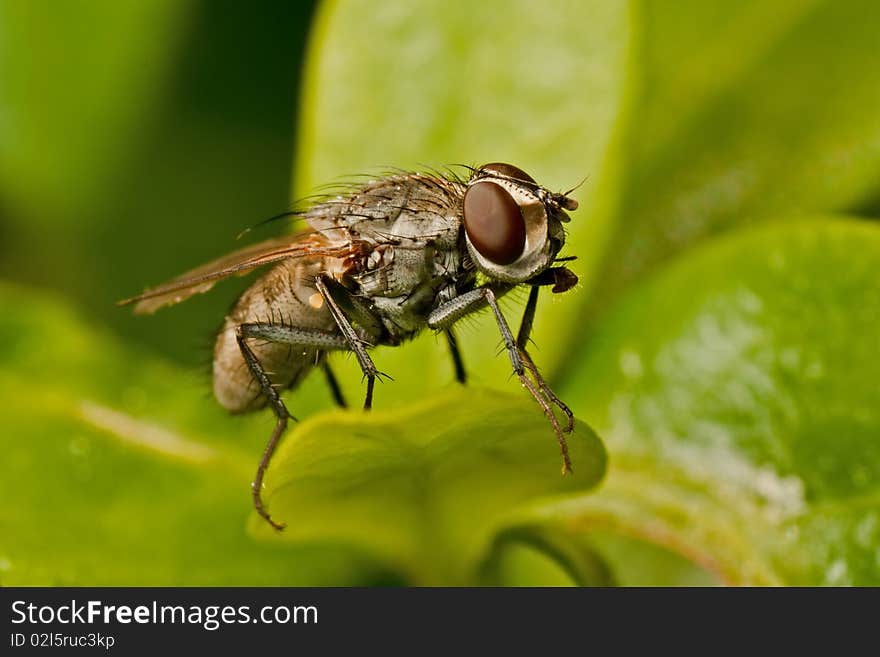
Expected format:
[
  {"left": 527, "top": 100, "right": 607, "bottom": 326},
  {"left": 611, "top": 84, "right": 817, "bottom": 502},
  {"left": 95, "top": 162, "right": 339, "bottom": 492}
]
[{"left": 213, "top": 257, "right": 340, "bottom": 413}]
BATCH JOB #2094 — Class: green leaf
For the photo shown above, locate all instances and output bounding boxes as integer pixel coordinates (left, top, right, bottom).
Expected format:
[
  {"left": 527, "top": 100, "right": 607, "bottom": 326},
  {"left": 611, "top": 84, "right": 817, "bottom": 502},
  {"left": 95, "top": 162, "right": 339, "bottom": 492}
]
[
  {"left": 0, "top": 283, "right": 398, "bottom": 585},
  {"left": 293, "top": 0, "right": 634, "bottom": 398},
  {"left": 249, "top": 388, "right": 607, "bottom": 585},
  {"left": 575, "top": 0, "right": 880, "bottom": 336},
  {"left": 551, "top": 219, "right": 880, "bottom": 585}
]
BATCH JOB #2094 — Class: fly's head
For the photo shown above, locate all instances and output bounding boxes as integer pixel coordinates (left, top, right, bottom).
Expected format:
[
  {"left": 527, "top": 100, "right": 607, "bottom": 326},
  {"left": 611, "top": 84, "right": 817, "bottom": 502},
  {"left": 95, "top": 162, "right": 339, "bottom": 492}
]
[{"left": 461, "top": 162, "right": 578, "bottom": 284}]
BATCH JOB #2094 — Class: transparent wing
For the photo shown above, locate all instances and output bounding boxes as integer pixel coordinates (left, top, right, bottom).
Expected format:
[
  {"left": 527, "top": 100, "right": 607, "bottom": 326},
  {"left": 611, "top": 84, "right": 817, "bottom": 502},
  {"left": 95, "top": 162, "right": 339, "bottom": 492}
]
[{"left": 118, "top": 231, "right": 361, "bottom": 314}]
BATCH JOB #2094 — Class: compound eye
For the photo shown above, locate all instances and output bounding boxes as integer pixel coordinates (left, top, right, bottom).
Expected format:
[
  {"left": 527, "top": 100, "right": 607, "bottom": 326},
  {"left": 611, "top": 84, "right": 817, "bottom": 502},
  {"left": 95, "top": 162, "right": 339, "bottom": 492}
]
[
  {"left": 463, "top": 181, "right": 526, "bottom": 265},
  {"left": 481, "top": 162, "right": 535, "bottom": 184}
]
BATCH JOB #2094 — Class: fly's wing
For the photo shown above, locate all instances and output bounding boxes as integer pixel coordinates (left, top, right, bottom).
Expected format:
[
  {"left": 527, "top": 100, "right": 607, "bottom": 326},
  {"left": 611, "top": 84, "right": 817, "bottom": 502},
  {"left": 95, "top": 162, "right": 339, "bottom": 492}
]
[{"left": 119, "top": 230, "right": 362, "bottom": 314}]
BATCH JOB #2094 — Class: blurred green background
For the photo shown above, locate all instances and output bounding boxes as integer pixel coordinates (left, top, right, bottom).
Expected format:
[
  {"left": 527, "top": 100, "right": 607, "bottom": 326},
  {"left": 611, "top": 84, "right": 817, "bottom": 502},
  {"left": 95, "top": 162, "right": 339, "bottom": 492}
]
[
  {"left": 1, "top": 0, "right": 316, "bottom": 364},
  {"left": 1, "top": 0, "right": 879, "bottom": 586}
]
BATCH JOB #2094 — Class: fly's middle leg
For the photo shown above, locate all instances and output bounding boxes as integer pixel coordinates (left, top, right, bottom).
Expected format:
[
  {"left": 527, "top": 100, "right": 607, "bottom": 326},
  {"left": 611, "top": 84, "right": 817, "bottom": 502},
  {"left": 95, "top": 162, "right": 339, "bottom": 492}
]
[
  {"left": 314, "top": 275, "right": 389, "bottom": 410},
  {"left": 445, "top": 328, "right": 467, "bottom": 384},
  {"left": 322, "top": 360, "right": 347, "bottom": 408},
  {"left": 236, "top": 323, "right": 349, "bottom": 530}
]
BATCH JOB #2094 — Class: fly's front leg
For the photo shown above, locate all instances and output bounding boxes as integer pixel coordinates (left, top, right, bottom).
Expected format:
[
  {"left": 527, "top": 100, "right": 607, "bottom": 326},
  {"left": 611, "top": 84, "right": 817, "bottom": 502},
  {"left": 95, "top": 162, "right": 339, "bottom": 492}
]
[
  {"left": 237, "top": 323, "right": 349, "bottom": 530},
  {"left": 314, "top": 275, "right": 388, "bottom": 410},
  {"left": 427, "top": 284, "right": 573, "bottom": 474},
  {"left": 426, "top": 284, "right": 516, "bottom": 368},
  {"left": 517, "top": 285, "right": 575, "bottom": 433}
]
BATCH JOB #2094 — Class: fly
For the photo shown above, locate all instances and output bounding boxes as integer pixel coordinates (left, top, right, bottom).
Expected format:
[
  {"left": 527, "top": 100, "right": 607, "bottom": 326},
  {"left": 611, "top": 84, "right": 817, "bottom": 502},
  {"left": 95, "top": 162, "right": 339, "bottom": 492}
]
[{"left": 120, "top": 162, "right": 581, "bottom": 530}]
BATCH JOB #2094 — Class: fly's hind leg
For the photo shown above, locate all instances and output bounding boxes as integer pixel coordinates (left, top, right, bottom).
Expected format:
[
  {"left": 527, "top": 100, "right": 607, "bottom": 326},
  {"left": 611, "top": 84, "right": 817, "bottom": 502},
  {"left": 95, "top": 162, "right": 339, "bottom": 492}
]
[
  {"left": 314, "top": 275, "right": 389, "bottom": 410},
  {"left": 236, "top": 324, "right": 349, "bottom": 530}
]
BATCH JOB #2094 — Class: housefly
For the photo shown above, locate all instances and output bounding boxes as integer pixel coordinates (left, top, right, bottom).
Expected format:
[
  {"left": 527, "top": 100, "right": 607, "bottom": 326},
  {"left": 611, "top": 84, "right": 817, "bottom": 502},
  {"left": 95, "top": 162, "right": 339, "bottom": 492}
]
[{"left": 120, "top": 163, "right": 580, "bottom": 529}]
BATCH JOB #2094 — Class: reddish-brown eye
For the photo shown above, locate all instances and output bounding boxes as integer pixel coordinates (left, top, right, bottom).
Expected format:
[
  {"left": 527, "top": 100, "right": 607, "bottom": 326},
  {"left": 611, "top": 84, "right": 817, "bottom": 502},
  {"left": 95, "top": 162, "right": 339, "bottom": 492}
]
[
  {"left": 481, "top": 162, "right": 535, "bottom": 183},
  {"left": 463, "top": 181, "right": 526, "bottom": 265}
]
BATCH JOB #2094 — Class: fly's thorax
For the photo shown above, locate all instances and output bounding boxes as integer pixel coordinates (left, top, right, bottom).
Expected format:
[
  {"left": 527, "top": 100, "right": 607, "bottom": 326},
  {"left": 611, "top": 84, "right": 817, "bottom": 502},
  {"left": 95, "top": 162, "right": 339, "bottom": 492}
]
[
  {"left": 355, "top": 241, "right": 454, "bottom": 299},
  {"left": 461, "top": 163, "right": 575, "bottom": 284},
  {"left": 355, "top": 244, "right": 399, "bottom": 297},
  {"left": 306, "top": 172, "right": 464, "bottom": 247},
  {"left": 353, "top": 239, "right": 463, "bottom": 340}
]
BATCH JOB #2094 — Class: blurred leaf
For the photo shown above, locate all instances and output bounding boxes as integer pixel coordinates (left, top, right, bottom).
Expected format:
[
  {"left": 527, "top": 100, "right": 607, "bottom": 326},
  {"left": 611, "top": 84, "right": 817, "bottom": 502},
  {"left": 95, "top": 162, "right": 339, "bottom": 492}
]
[
  {"left": 0, "top": 0, "right": 194, "bottom": 221},
  {"left": 0, "top": 282, "right": 396, "bottom": 585},
  {"left": 573, "top": 0, "right": 880, "bottom": 341},
  {"left": 573, "top": 532, "right": 720, "bottom": 586},
  {"left": 293, "top": 0, "right": 634, "bottom": 401},
  {"left": 0, "top": 4, "right": 315, "bottom": 367},
  {"left": 479, "top": 524, "right": 616, "bottom": 586},
  {"left": 249, "top": 387, "right": 606, "bottom": 585},
  {"left": 552, "top": 219, "right": 880, "bottom": 585}
]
